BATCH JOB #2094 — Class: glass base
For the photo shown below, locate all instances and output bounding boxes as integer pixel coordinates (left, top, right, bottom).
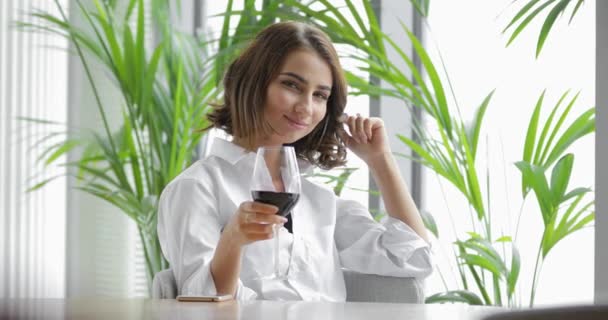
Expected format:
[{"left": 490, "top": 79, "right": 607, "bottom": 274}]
[
  {"left": 251, "top": 274, "right": 289, "bottom": 281},
  {"left": 271, "top": 274, "right": 288, "bottom": 281}
]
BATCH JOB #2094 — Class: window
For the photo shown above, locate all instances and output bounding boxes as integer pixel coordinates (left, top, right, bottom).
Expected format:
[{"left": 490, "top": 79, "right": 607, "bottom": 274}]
[{"left": 421, "top": 1, "right": 595, "bottom": 305}]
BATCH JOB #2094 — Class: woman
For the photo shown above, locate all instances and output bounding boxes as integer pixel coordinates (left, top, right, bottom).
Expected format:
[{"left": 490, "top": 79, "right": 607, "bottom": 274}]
[{"left": 157, "top": 21, "right": 432, "bottom": 301}]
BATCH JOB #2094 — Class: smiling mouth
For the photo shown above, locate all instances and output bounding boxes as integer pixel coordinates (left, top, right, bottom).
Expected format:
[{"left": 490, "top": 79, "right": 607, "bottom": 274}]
[{"left": 284, "top": 116, "right": 308, "bottom": 129}]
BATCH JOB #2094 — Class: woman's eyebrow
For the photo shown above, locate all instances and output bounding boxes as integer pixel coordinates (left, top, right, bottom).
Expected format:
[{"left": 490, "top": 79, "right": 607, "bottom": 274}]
[{"left": 280, "top": 72, "right": 332, "bottom": 92}]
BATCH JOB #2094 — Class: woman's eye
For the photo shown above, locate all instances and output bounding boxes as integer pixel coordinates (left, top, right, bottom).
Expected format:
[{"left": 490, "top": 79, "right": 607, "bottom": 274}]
[
  {"left": 314, "top": 92, "right": 329, "bottom": 101},
  {"left": 282, "top": 80, "right": 299, "bottom": 90}
]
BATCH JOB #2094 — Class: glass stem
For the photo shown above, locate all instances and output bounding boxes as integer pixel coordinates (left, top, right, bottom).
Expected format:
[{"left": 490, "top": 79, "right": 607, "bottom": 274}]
[{"left": 274, "top": 224, "right": 280, "bottom": 278}]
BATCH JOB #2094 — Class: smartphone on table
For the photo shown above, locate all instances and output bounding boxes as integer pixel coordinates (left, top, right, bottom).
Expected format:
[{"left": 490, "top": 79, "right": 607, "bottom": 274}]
[{"left": 176, "top": 294, "right": 233, "bottom": 302}]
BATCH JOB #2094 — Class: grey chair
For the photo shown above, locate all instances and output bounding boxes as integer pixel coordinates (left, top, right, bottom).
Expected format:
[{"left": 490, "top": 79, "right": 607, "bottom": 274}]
[{"left": 152, "top": 268, "right": 424, "bottom": 303}]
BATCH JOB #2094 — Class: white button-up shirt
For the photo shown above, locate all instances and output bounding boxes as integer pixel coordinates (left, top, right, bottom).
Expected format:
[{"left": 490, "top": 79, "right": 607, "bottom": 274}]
[{"left": 158, "top": 138, "right": 432, "bottom": 301}]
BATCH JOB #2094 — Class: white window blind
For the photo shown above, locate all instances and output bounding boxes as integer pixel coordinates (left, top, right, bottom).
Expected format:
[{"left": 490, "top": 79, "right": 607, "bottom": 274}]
[{"left": 0, "top": 0, "right": 68, "bottom": 298}]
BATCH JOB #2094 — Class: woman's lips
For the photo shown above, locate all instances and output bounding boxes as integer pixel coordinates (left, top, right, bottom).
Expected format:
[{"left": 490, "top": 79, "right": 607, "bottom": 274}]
[{"left": 284, "top": 116, "right": 308, "bottom": 129}]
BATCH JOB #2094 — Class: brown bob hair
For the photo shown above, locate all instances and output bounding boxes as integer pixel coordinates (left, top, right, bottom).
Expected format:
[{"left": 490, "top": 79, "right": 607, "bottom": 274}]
[{"left": 206, "top": 21, "right": 348, "bottom": 170}]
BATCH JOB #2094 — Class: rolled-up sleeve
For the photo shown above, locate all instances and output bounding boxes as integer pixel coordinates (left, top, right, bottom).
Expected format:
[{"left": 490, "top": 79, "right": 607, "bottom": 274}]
[
  {"left": 334, "top": 198, "right": 433, "bottom": 278},
  {"left": 157, "top": 177, "right": 257, "bottom": 300}
]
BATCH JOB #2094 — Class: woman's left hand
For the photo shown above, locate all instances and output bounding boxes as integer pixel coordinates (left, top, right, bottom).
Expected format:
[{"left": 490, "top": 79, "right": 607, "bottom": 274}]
[{"left": 340, "top": 113, "right": 391, "bottom": 164}]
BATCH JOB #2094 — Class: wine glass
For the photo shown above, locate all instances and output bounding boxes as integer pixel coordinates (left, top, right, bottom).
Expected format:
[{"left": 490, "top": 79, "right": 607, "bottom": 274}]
[{"left": 250, "top": 146, "right": 301, "bottom": 280}]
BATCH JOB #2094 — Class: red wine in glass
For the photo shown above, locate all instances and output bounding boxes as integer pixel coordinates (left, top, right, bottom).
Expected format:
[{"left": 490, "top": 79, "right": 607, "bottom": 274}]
[
  {"left": 250, "top": 146, "right": 301, "bottom": 280},
  {"left": 250, "top": 191, "right": 300, "bottom": 217}
]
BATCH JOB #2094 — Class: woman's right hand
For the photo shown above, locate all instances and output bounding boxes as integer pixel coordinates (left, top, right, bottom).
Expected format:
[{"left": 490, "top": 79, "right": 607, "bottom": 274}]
[{"left": 223, "top": 201, "right": 287, "bottom": 247}]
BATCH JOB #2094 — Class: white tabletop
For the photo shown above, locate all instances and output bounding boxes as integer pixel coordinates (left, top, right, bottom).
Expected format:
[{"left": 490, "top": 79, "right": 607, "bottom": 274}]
[{"left": 0, "top": 298, "right": 501, "bottom": 320}]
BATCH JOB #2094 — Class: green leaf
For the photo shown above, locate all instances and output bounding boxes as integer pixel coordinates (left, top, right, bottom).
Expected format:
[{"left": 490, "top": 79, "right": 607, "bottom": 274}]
[
  {"left": 26, "top": 174, "right": 64, "bottom": 192},
  {"left": 410, "top": 0, "right": 430, "bottom": 17},
  {"left": 538, "top": 91, "right": 579, "bottom": 165},
  {"left": 543, "top": 108, "right": 595, "bottom": 167},
  {"left": 398, "top": 135, "right": 443, "bottom": 173},
  {"left": 460, "top": 253, "right": 503, "bottom": 279},
  {"left": 505, "top": 0, "right": 557, "bottom": 47},
  {"left": 522, "top": 90, "right": 545, "bottom": 195},
  {"left": 543, "top": 194, "right": 594, "bottom": 257},
  {"left": 362, "top": 0, "right": 385, "bottom": 55},
  {"left": 569, "top": 0, "right": 584, "bottom": 24},
  {"left": 44, "top": 140, "right": 81, "bottom": 165},
  {"left": 458, "top": 126, "right": 485, "bottom": 220},
  {"left": 515, "top": 161, "right": 553, "bottom": 225},
  {"left": 425, "top": 290, "right": 484, "bottom": 305},
  {"left": 503, "top": 0, "right": 542, "bottom": 33},
  {"left": 533, "top": 90, "right": 569, "bottom": 165},
  {"left": 507, "top": 245, "right": 521, "bottom": 298},
  {"left": 402, "top": 23, "right": 452, "bottom": 137},
  {"left": 420, "top": 210, "right": 439, "bottom": 238},
  {"left": 536, "top": 0, "right": 570, "bottom": 58},
  {"left": 562, "top": 187, "right": 591, "bottom": 202},
  {"left": 460, "top": 237, "right": 508, "bottom": 277},
  {"left": 465, "top": 90, "right": 494, "bottom": 159},
  {"left": 466, "top": 232, "right": 483, "bottom": 239},
  {"left": 495, "top": 236, "right": 512, "bottom": 243},
  {"left": 549, "top": 154, "right": 574, "bottom": 204}
]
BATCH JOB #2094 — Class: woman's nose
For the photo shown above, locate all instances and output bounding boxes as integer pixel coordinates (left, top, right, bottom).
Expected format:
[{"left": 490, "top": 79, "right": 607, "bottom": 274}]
[{"left": 294, "top": 94, "right": 313, "bottom": 114}]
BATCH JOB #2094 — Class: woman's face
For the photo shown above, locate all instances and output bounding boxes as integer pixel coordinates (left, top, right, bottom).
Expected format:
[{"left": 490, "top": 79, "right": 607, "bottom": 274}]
[{"left": 260, "top": 49, "right": 333, "bottom": 147}]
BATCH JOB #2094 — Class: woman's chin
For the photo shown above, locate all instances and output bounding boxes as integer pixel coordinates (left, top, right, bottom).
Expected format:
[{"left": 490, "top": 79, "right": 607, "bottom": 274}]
[{"left": 260, "top": 135, "right": 300, "bottom": 146}]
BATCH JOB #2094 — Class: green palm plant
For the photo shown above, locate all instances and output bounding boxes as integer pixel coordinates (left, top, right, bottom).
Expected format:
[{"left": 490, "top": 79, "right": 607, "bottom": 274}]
[
  {"left": 407, "top": 0, "right": 587, "bottom": 58},
  {"left": 503, "top": 0, "right": 586, "bottom": 58},
  {"left": 20, "top": 0, "right": 216, "bottom": 290},
  {"left": 269, "top": 0, "right": 594, "bottom": 307},
  {"left": 515, "top": 90, "right": 595, "bottom": 306}
]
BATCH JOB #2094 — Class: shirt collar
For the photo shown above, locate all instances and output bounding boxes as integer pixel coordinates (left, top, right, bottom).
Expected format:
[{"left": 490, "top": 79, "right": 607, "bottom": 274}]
[
  {"left": 208, "top": 137, "right": 314, "bottom": 174},
  {"left": 208, "top": 137, "right": 251, "bottom": 165}
]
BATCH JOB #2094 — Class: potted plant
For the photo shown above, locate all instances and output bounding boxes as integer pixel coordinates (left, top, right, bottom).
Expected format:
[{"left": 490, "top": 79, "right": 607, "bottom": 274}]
[{"left": 21, "top": 0, "right": 216, "bottom": 291}]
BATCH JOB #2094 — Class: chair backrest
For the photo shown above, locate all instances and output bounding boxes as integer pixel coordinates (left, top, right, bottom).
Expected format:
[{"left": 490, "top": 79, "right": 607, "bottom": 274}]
[
  {"left": 152, "top": 268, "right": 424, "bottom": 303},
  {"left": 152, "top": 269, "right": 177, "bottom": 299},
  {"left": 342, "top": 269, "right": 424, "bottom": 303}
]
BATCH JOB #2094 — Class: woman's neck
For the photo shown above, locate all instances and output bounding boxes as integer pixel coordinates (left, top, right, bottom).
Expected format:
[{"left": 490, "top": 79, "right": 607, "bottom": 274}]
[{"left": 234, "top": 137, "right": 285, "bottom": 191}]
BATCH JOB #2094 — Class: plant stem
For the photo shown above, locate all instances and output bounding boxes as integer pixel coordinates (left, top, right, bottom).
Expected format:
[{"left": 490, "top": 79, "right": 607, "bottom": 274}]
[
  {"left": 484, "top": 135, "right": 492, "bottom": 241},
  {"left": 493, "top": 275, "right": 502, "bottom": 306},
  {"left": 434, "top": 263, "right": 450, "bottom": 292},
  {"left": 436, "top": 173, "right": 459, "bottom": 240},
  {"left": 514, "top": 194, "right": 528, "bottom": 242},
  {"left": 529, "top": 245, "right": 543, "bottom": 307},
  {"left": 439, "top": 239, "right": 464, "bottom": 290},
  {"left": 469, "top": 264, "right": 492, "bottom": 305},
  {"left": 138, "top": 225, "right": 155, "bottom": 293},
  {"left": 456, "top": 246, "right": 469, "bottom": 290},
  {"left": 498, "top": 133, "right": 513, "bottom": 236},
  {"left": 437, "top": 173, "right": 468, "bottom": 289}
]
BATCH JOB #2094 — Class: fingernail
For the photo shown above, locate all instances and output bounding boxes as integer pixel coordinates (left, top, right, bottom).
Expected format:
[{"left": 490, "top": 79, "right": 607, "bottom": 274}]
[{"left": 338, "top": 113, "right": 348, "bottom": 123}]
